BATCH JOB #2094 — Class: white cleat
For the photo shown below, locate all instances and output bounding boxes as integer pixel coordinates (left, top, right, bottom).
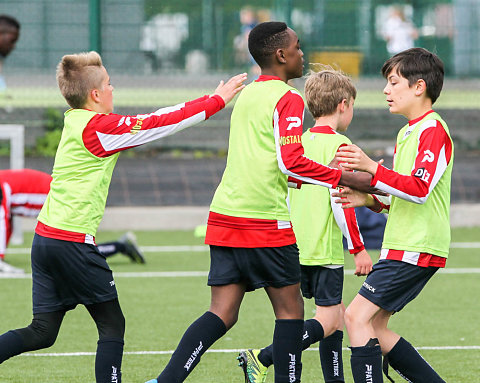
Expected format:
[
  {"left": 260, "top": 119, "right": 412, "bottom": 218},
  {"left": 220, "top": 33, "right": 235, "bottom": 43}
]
[{"left": 0, "top": 259, "right": 25, "bottom": 274}]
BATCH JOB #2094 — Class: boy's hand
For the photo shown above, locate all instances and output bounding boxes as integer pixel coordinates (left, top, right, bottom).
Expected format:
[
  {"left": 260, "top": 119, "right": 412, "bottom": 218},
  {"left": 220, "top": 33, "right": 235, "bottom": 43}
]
[
  {"left": 353, "top": 249, "right": 373, "bottom": 276},
  {"left": 213, "top": 73, "right": 247, "bottom": 105},
  {"left": 335, "top": 144, "right": 381, "bottom": 175},
  {"left": 332, "top": 186, "right": 375, "bottom": 209},
  {"left": 338, "top": 171, "right": 385, "bottom": 194}
]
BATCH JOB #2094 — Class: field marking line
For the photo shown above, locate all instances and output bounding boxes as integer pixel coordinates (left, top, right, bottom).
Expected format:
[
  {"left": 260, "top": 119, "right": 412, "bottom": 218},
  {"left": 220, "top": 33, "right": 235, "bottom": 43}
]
[
  {"left": 6, "top": 241, "right": 480, "bottom": 255},
  {"left": 1, "top": 268, "right": 480, "bottom": 279},
  {"left": 20, "top": 345, "right": 480, "bottom": 357}
]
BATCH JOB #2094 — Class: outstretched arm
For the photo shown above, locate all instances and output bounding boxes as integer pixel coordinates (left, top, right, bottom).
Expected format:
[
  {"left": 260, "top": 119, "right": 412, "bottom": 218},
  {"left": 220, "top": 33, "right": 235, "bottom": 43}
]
[
  {"left": 82, "top": 73, "right": 247, "bottom": 157},
  {"left": 212, "top": 73, "right": 247, "bottom": 104}
]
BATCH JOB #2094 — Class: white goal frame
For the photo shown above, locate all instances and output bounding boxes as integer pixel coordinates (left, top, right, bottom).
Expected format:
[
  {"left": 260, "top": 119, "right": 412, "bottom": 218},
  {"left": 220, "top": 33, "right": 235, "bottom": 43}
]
[{"left": 0, "top": 125, "right": 25, "bottom": 244}]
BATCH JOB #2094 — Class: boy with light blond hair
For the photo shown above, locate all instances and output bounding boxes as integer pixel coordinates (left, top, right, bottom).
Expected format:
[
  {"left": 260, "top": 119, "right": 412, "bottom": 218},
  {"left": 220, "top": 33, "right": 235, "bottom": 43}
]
[{"left": 0, "top": 50, "right": 246, "bottom": 382}]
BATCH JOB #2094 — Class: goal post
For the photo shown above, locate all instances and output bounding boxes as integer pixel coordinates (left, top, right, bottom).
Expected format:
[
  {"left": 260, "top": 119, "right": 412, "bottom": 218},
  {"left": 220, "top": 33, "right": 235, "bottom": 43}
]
[{"left": 0, "top": 125, "right": 25, "bottom": 244}]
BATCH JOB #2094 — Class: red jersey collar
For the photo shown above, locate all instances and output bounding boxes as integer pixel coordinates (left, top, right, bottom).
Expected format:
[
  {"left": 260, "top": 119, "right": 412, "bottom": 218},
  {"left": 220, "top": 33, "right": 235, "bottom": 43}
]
[
  {"left": 310, "top": 125, "right": 336, "bottom": 134},
  {"left": 255, "top": 75, "right": 282, "bottom": 82},
  {"left": 409, "top": 110, "right": 434, "bottom": 126}
]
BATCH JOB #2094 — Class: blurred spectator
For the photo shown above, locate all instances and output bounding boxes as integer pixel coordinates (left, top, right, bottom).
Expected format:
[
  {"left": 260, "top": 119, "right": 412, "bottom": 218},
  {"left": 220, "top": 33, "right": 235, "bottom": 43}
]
[
  {"left": 0, "top": 15, "right": 20, "bottom": 92},
  {"left": 233, "top": 7, "right": 260, "bottom": 75},
  {"left": 140, "top": 13, "right": 188, "bottom": 73},
  {"left": 382, "top": 6, "right": 418, "bottom": 56}
]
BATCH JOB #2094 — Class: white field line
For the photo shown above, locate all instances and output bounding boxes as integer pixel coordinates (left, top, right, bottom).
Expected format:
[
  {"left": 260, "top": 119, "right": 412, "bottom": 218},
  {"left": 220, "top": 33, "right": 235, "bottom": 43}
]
[
  {"left": 1, "top": 268, "right": 480, "bottom": 280},
  {"left": 5, "top": 241, "right": 480, "bottom": 255},
  {"left": 20, "top": 345, "right": 480, "bottom": 357}
]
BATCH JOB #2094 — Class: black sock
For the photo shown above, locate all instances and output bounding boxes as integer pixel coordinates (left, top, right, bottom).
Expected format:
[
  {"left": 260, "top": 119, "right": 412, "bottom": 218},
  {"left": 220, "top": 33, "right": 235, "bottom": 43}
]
[
  {"left": 320, "top": 330, "right": 344, "bottom": 382},
  {"left": 272, "top": 319, "right": 303, "bottom": 383},
  {"left": 258, "top": 318, "right": 324, "bottom": 368},
  {"left": 95, "top": 337, "right": 124, "bottom": 383},
  {"left": 350, "top": 338, "right": 383, "bottom": 383},
  {"left": 157, "top": 311, "right": 227, "bottom": 383},
  {"left": 0, "top": 331, "right": 25, "bottom": 363},
  {"left": 387, "top": 337, "right": 445, "bottom": 383}
]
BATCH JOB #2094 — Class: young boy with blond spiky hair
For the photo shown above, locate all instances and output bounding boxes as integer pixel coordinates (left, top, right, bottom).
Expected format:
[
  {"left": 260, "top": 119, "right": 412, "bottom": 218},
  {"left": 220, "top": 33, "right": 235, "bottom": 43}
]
[
  {"left": 335, "top": 47, "right": 451, "bottom": 383},
  {"left": 239, "top": 67, "right": 374, "bottom": 383},
  {"left": 0, "top": 51, "right": 246, "bottom": 383}
]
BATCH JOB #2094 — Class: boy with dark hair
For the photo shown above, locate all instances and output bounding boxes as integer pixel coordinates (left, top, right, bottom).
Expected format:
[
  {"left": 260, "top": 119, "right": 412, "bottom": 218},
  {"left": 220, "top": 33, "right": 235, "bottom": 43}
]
[
  {"left": 239, "top": 67, "right": 374, "bottom": 383},
  {"left": 0, "top": 14, "right": 20, "bottom": 91},
  {"left": 335, "top": 47, "right": 451, "bottom": 382},
  {"left": 0, "top": 51, "right": 246, "bottom": 382},
  {"left": 145, "top": 22, "right": 377, "bottom": 383}
]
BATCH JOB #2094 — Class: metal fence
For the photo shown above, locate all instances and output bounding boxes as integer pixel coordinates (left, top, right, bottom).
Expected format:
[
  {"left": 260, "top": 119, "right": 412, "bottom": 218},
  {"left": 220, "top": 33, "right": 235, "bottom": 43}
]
[{"left": 1, "top": 0, "right": 479, "bottom": 76}]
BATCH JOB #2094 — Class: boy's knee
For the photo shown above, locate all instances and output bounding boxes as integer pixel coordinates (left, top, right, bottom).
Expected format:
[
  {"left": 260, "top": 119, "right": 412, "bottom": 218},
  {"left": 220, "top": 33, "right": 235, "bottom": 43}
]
[
  {"left": 14, "top": 318, "right": 60, "bottom": 350},
  {"left": 314, "top": 308, "right": 342, "bottom": 337},
  {"left": 344, "top": 305, "right": 360, "bottom": 328}
]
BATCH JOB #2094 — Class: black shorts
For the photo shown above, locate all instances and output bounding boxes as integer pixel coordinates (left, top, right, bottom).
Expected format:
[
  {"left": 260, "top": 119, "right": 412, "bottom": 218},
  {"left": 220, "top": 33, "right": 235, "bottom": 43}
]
[
  {"left": 359, "top": 259, "right": 438, "bottom": 313},
  {"left": 31, "top": 234, "right": 118, "bottom": 314},
  {"left": 300, "top": 265, "right": 343, "bottom": 306},
  {"left": 207, "top": 244, "right": 301, "bottom": 292}
]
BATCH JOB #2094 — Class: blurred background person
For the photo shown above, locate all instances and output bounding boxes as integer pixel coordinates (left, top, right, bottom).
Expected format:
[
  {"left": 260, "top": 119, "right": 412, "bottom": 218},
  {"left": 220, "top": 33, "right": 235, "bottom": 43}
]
[
  {"left": 233, "top": 7, "right": 260, "bottom": 75},
  {"left": 0, "top": 169, "right": 145, "bottom": 274},
  {"left": 0, "top": 14, "right": 20, "bottom": 93},
  {"left": 382, "top": 6, "right": 418, "bottom": 56}
]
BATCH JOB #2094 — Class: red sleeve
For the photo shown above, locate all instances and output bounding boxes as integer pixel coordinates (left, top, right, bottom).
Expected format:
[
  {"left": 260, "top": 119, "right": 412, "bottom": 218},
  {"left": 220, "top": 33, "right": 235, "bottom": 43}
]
[
  {"left": 370, "top": 194, "right": 391, "bottom": 213},
  {"left": 329, "top": 188, "right": 365, "bottom": 253},
  {"left": 287, "top": 176, "right": 303, "bottom": 189},
  {"left": 344, "top": 207, "right": 365, "bottom": 253},
  {"left": 274, "top": 90, "right": 342, "bottom": 188},
  {"left": 372, "top": 121, "right": 452, "bottom": 204},
  {"left": 83, "top": 95, "right": 224, "bottom": 157}
]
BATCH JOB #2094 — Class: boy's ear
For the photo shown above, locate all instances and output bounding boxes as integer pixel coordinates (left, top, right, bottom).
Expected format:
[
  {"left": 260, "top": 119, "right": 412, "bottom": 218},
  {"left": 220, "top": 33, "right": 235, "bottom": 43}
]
[
  {"left": 276, "top": 48, "right": 287, "bottom": 64},
  {"left": 90, "top": 89, "right": 101, "bottom": 103},
  {"left": 414, "top": 79, "right": 427, "bottom": 97},
  {"left": 338, "top": 98, "right": 347, "bottom": 113}
]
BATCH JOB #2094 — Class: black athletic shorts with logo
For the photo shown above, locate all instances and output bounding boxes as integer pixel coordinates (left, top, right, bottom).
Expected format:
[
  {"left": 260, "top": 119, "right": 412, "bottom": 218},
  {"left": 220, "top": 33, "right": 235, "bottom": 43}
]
[
  {"left": 31, "top": 234, "right": 118, "bottom": 314},
  {"left": 359, "top": 259, "right": 439, "bottom": 313},
  {"left": 300, "top": 265, "right": 344, "bottom": 306},
  {"left": 208, "top": 244, "right": 301, "bottom": 292}
]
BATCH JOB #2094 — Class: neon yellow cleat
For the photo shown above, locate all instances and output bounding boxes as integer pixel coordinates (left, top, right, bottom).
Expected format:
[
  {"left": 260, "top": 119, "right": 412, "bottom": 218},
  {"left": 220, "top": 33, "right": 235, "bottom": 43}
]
[{"left": 237, "top": 349, "right": 268, "bottom": 383}]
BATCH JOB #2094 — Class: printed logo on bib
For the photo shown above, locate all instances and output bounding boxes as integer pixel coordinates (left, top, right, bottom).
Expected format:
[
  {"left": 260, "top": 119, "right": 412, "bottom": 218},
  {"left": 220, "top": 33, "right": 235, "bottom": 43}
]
[
  {"left": 421, "top": 149, "right": 435, "bottom": 163},
  {"left": 414, "top": 167, "right": 431, "bottom": 182},
  {"left": 285, "top": 116, "right": 301, "bottom": 131},
  {"left": 280, "top": 135, "right": 302, "bottom": 146}
]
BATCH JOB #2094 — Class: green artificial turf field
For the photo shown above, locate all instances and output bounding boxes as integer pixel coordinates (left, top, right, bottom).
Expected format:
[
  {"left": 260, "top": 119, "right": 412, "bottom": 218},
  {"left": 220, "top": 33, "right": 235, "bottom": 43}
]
[{"left": 0, "top": 227, "right": 479, "bottom": 382}]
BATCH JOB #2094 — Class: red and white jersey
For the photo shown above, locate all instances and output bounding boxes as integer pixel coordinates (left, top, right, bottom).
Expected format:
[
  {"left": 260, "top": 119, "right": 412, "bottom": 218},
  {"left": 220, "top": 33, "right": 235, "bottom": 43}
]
[
  {"left": 206, "top": 76, "right": 342, "bottom": 248},
  {"left": 370, "top": 111, "right": 453, "bottom": 267},
  {"left": 83, "top": 95, "right": 224, "bottom": 157},
  {"left": 274, "top": 86, "right": 341, "bottom": 187},
  {"left": 329, "top": 189, "right": 365, "bottom": 254},
  {"left": 35, "top": 94, "right": 224, "bottom": 244},
  {"left": 0, "top": 169, "right": 51, "bottom": 258},
  {"left": 371, "top": 111, "right": 453, "bottom": 204},
  {"left": 379, "top": 248, "right": 446, "bottom": 268}
]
